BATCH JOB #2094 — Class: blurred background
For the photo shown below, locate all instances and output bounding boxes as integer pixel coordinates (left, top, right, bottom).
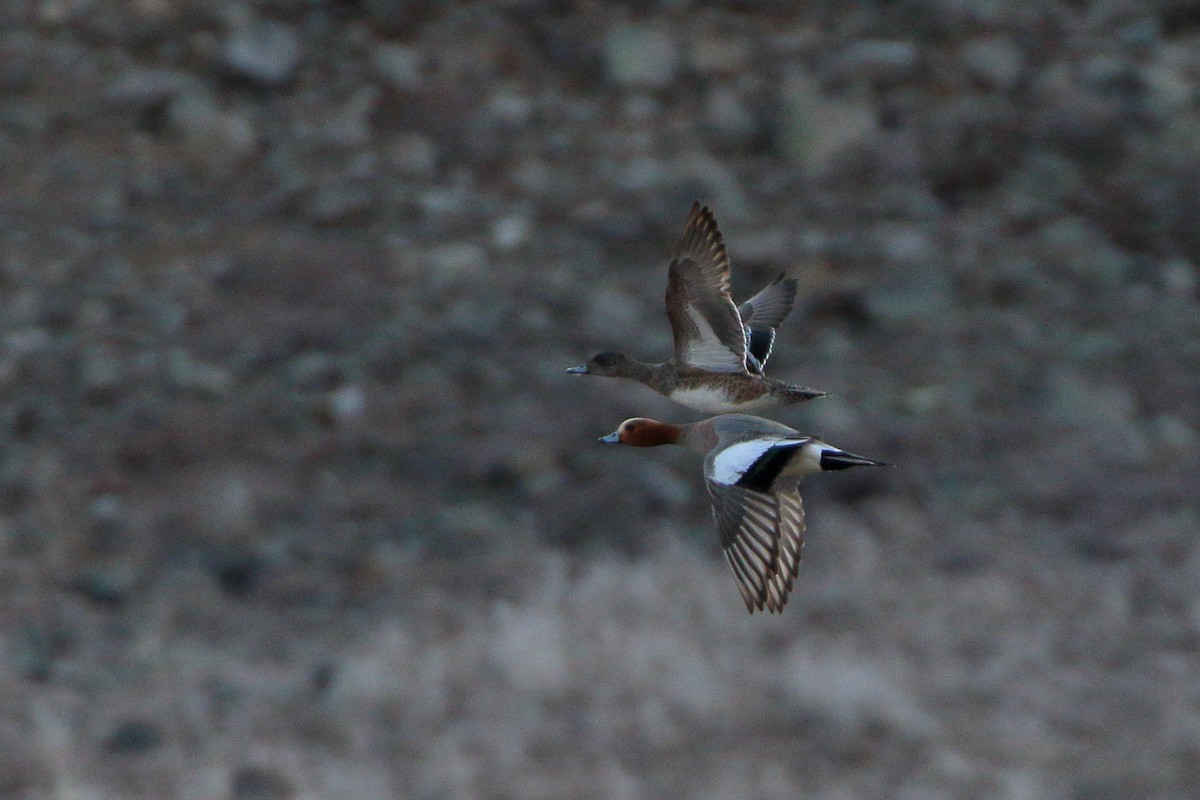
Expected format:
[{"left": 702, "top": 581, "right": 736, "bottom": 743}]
[{"left": 2, "top": 1, "right": 1199, "bottom": 798}]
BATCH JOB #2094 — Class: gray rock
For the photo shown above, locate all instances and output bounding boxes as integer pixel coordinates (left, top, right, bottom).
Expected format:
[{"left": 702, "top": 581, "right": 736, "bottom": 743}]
[
  {"left": 167, "top": 87, "right": 258, "bottom": 172},
  {"left": 867, "top": 268, "right": 954, "bottom": 323},
  {"left": 688, "top": 31, "right": 752, "bottom": 76},
  {"left": 166, "top": 348, "right": 234, "bottom": 397},
  {"left": 826, "top": 39, "right": 918, "bottom": 85},
  {"left": 1038, "top": 217, "right": 1128, "bottom": 285},
  {"left": 777, "top": 71, "right": 878, "bottom": 170},
  {"left": 1160, "top": 258, "right": 1197, "bottom": 298},
  {"left": 319, "top": 87, "right": 378, "bottom": 149},
  {"left": 287, "top": 352, "right": 341, "bottom": 391},
  {"left": 231, "top": 765, "right": 294, "bottom": 800},
  {"left": 372, "top": 43, "right": 423, "bottom": 90},
  {"left": 961, "top": 36, "right": 1025, "bottom": 91},
  {"left": 1047, "top": 369, "right": 1141, "bottom": 438},
  {"left": 605, "top": 23, "right": 681, "bottom": 89},
  {"left": 1148, "top": 414, "right": 1198, "bottom": 453},
  {"left": 703, "top": 84, "right": 760, "bottom": 150},
  {"left": 80, "top": 346, "right": 123, "bottom": 404},
  {"left": 385, "top": 133, "right": 439, "bottom": 179},
  {"left": 361, "top": 0, "right": 415, "bottom": 36},
  {"left": 304, "top": 181, "right": 375, "bottom": 227},
  {"left": 104, "top": 720, "right": 163, "bottom": 754},
  {"left": 426, "top": 242, "right": 488, "bottom": 289},
  {"left": 103, "top": 67, "right": 200, "bottom": 112},
  {"left": 222, "top": 17, "right": 302, "bottom": 87},
  {"left": 491, "top": 216, "right": 530, "bottom": 252},
  {"left": 632, "top": 461, "right": 695, "bottom": 509},
  {"left": 1144, "top": 43, "right": 1196, "bottom": 113}
]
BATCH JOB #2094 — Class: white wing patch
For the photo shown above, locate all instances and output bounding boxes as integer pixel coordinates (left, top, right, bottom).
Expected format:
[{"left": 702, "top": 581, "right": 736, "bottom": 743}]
[
  {"left": 680, "top": 306, "right": 745, "bottom": 373},
  {"left": 710, "top": 438, "right": 796, "bottom": 486}
]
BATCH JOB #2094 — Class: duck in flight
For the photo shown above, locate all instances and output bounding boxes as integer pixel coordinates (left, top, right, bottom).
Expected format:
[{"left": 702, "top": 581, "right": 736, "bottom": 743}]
[
  {"left": 600, "top": 414, "right": 889, "bottom": 614},
  {"left": 568, "top": 202, "right": 826, "bottom": 413}
]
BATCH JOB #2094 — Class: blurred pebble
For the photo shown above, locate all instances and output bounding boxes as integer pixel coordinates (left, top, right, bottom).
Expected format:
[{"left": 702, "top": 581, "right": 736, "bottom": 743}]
[
  {"left": 730, "top": 227, "right": 787, "bottom": 265},
  {"left": 1147, "top": 414, "right": 1197, "bottom": 453},
  {"left": 103, "top": 67, "right": 198, "bottom": 111},
  {"left": 876, "top": 223, "right": 936, "bottom": 267},
  {"left": 605, "top": 23, "right": 681, "bottom": 89},
  {"left": 426, "top": 242, "right": 487, "bottom": 289},
  {"left": 372, "top": 43, "right": 423, "bottom": 89},
  {"left": 1048, "top": 372, "right": 1150, "bottom": 463},
  {"left": 826, "top": 39, "right": 918, "bottom": 85},
  {"left": 104, "top": 719, "right": 163, "bottom": 754},
  {"left": 961, "top": 36, "right": 1025, "bottom": 91},
  {"left": 688, "top": 31, "right": 751, "bottom": 76},
  {"left": 73, "top": 566, "right": 137, "bottom": 606},
  {"left": 631, "top": 461, "right": 694, "bottom": 510},
  {"left": 438, "top": 501, "right": 510, "bottom": 540},
  {"left": 489, "top": 87, "right": 534, "bottom": 125},
  {"left": 491, "top": 216, "right": 530, "bottom": 251},
  {"left": 777, "top": 71, "right": 877, "bottom": 170},
  {"left": 1038, "top": 217, "right": 1128, "bottom": 285},
  {"left": 231, "top": 765, "right": 294, "bottom": 800},
  {"left": 81, "top": 346, "right": 123, "bottom": 404},
  {"left": 867, "top": 270, "right": 954, "bottom": 323},
  {"left": 222, "top": 17, "right": 302, "bottom": 87},
  {"left": 1160, "top": 258, "right": 1197, "bottom": 298},
  {"left": 167, "top": 88, "right": 258, "bottom": 172},
  {"left": 361, "top": 0, "right": 416, "bottom": 36},
  {"left": 304, "top": 181, "right": 374, "bottom": 227},
  {"left": 703, "top": 84, "right": 760, "bottom": 151},
  {"left": 87, "top": 492, "right": 123, "bottom": 534},
  {"left": 510, "top": 158, "right": 555, "bottom": 195},
  {"left": 166, "top": 348, "right": 234, "bottom": 397},
  {"left": 385, "top": 133, "right": 439, "bottom": 179},
  {"left": 329, "top": 384, "right": 366, "bottom": 426},
  {"left": 320, "top": 87, "right": 378, "bottom": 149},
  {"left": 584, "top": 287, "right": 649, "bottom": 339},
  {"left": 287, "top": 352, "right": 340, "bottom": 391}
]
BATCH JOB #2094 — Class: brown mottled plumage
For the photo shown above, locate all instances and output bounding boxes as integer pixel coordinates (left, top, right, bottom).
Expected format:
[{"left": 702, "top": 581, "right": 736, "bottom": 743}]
[{"left": 568, "top": 202, "right": 825, "bottom": 413}]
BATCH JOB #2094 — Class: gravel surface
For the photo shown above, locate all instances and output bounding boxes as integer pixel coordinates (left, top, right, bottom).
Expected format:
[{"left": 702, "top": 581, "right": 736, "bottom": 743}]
[{"left": 2, "top": 2, "right": 1199, "bottom": 798}]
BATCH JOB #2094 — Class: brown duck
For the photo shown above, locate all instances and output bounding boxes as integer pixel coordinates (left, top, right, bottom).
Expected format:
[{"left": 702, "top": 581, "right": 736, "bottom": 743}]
[{"left": 568, "top": 202, "right": 826, "bottom": 413}]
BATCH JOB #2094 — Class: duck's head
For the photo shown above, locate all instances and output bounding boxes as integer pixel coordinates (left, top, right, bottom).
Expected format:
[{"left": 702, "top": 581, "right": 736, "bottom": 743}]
[
  {"left": 598, "top": 417, "right": 681, "bottom": 447},
  {"left": 566, "top": 351, "right": 631, "bottom": 377}
]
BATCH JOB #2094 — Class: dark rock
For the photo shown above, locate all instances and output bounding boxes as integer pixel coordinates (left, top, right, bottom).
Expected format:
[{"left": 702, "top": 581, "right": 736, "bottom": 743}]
[
  {"left": 231, "top": 765, "right": 294, "bottom": 800},
  {"left": 104, "top": 720, "right": 164, "bottom": 754}
]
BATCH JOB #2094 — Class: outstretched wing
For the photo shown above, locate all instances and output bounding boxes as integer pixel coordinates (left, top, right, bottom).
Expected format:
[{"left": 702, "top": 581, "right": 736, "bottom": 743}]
[
  {"left": 737, "top": 273, "right": 798, "bottom": 372},
  {"left": 664, "top": 203, "right": 748, "bottom": 373},
  {"left": 706, "top": 480, "right": 806, "bottom": 614}
]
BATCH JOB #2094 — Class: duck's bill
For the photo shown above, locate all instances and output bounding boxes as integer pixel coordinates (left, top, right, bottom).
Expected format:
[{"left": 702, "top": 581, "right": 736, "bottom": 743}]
[
  {"left": 566, "top": 363, "right": 589, "bottom": 374},
  {"left": 597, "top": 431, "right": 621, "bottom": 443}
]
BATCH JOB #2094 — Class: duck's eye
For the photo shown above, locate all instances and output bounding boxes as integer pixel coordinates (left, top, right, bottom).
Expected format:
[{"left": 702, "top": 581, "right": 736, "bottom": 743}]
[{"left": 624, "top": 423, "right": 637, "bottom": 433}]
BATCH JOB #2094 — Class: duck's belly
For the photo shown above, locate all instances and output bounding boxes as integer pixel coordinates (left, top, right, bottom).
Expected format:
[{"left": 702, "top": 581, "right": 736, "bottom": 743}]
[{"left": 669, "top": 385, "right": 775, "bottom": 414}]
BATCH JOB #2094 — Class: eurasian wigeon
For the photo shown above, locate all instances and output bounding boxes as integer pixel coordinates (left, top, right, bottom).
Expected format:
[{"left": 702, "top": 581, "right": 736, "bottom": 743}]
[
  {"left": 599, "top": 414, "right": 889, "bottom": 614},
  {"left": 568, "top": 202, "right": 826, "bottom": 413}
]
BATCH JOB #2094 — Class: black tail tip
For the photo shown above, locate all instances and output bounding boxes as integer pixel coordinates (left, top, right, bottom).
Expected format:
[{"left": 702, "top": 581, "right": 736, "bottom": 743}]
[{"left": 820, "top": 451, "right": 890, "bottom": 471}]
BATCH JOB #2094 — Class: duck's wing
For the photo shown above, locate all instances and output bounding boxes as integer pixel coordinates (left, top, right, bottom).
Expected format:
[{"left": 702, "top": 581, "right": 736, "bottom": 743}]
[
  {"left": 706, "top": 481, "right": 805, "bottom": 614},
  {"left": 664, "top": 203, "right": 749, "bottom": 374},
  {"left": 737, "top": 273, "right": 798, "bottom": 372}
]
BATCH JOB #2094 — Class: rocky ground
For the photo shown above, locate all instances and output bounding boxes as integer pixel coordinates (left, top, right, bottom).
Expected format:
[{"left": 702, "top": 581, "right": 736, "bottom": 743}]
[{"left": 1, "top": 1, "right": 1199, "bottom": 798}]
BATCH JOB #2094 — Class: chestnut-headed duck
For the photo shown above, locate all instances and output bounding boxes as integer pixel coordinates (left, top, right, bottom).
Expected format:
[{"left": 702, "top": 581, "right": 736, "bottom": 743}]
[
  {"left": 567, "top": 202, "right": 826, "bottom": 413},
  {"left": 599, "top": 414, "right": 889, "bottom": 614}
]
